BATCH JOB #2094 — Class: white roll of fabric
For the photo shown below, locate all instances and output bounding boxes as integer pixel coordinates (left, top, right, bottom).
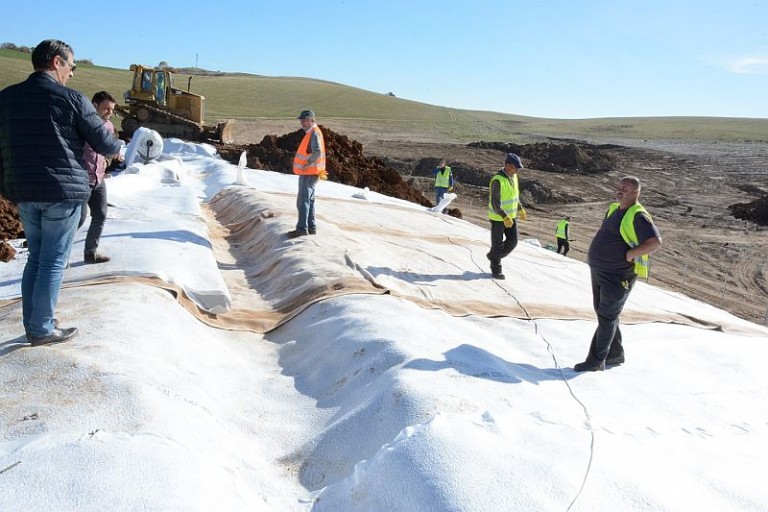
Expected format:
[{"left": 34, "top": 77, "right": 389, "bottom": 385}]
[{"left": 124, "top": 127, "right": 164, "bottom": 166}]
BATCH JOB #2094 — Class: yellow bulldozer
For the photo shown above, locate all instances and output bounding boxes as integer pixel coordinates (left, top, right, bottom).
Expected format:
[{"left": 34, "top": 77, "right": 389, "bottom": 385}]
[{"left": 115, "top": 64, "right": 234, "bottom": 143}]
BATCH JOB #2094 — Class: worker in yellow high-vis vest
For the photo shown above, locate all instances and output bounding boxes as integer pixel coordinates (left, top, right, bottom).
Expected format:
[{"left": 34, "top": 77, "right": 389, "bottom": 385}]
[
  {"left": 573, "top": 176, "right": 662, "bottom": 372},
  {"left": 288, "top": 109, "right": 326, "bottom": 239},
  {"left": 486, "top": 153, "right": 527, "bottom": 280},
  {"left": 432, "top": 159, "right": 454, "bottom": 206},
  {"left": 555, "top": 216, "right": 571, "bottom": 256}
]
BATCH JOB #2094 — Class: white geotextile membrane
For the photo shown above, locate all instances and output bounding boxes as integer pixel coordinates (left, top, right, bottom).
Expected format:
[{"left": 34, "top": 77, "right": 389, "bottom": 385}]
[{"left": 0, "top": 147, "right": 230, "bottom": 314}]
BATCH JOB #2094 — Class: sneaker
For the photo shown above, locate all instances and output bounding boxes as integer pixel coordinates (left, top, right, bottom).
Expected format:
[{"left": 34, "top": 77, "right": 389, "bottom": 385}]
[
  {"left": 28, "top": 327, "right": 78, "bottom": 347},
  {"left": 573, "top": 360, "right": 605, "bottom": 372},
  {"left": 605, "top": 354, "right": 625, "bottom": 367},
  {"left": 287, "top": 229, "right": 309, "bottom": 239},
  {"left": 308, "top": 228, "right": 317, "bottom": 235},
  {"left": 84, "top": 253, "right": 110, "bottom": 264},
  {"left": 492, "top": 272, "right": 506, "bottom": 280}
]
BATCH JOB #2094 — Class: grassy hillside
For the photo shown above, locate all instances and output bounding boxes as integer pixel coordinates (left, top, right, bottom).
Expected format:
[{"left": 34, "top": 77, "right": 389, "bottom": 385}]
[{"left": 2, "top": 50, "right": 766, "bottom": 143}]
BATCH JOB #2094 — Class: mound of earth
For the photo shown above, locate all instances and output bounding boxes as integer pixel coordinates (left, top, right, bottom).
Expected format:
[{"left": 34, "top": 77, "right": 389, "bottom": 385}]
[
  {"left": 215, "top": 126, "right": 462, "bottom": 217},
  {"left": 0, "top": 240, "right": 15, "bottom": 262},
  {"left": 729, "top": 196, "right": 768, "bottom": 226},
  {"left": 469, "top": 140, "right": 617, "bottom": 174},
  {"left": 0, "top": 197, "right": 23, "bottom": 240}
]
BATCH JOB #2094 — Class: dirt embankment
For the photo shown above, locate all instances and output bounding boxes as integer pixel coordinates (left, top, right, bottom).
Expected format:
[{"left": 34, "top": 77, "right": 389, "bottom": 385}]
[
  {"left": 469, "top": 140, "right": 619, "bottom": 175},
  {"left": 730, "top": 195, "right": 768, "bottom": 226}
]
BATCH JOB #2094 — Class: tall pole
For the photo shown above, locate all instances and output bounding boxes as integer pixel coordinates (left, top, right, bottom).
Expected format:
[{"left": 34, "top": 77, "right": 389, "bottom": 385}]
[{"left": 195, "top": 53, "right": 199, "bottom": 68}]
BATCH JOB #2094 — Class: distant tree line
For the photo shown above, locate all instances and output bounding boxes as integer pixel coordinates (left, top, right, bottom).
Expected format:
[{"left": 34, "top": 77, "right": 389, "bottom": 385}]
[
  {"left": 1, "top": 42, "right": 33, "bottom": 54},
  {"left": 3, "top": 43, "right": 211, "bottom": 74},
  {"left": 2, "top": 42, "right": 93, "bottom": 66}
]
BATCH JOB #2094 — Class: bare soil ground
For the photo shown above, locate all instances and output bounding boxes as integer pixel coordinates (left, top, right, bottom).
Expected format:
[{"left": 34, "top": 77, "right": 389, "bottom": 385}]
[{"left": 2, "top": 120, "right": 767, "bottom": 325}]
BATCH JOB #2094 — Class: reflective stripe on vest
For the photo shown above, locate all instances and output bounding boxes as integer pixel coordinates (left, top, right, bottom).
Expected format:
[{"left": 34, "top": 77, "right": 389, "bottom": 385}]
[
  {"left": 556, "top": 219, "right": 569, "bottom": 239},
  {"left": 435, "top": 166, "right": 452, "bottom": 188},
  {"left": 293, "top": 125, "right": 326, "bottom": 175},
  {"left": 606, "top": 202, "right": 652, "bottom": 278},
  {"left": 488, "top": 173, "right": 519, "bottom": 221}
]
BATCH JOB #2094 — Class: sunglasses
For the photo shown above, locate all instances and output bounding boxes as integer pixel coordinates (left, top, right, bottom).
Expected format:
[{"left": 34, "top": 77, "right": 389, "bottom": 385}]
[{"left": 59, "top": 55, "right": 77, "bottom": 72}]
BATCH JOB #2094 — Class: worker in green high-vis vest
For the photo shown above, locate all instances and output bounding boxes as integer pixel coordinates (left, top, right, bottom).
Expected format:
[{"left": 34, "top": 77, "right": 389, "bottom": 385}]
[
  {"left": 555, "top": 216, "right": 571, "bottom": 256},
  {"left": 486, "top": 153, "right": 527, "bottom": 280},
  {"left": 432, "top": 159, "right": 454, "bottom": 206},
  {"left": 573, "top": 176, "right": 662, "bottom": 373}
]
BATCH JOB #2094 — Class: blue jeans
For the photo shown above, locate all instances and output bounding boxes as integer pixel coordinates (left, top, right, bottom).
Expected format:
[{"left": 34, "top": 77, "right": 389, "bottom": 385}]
[
  {"left": 296, "top": 175, "right": 318, "bottom": 231},
  {"left": 435, "top": 186, "right": 448, "bottom": 205},
  {"left": 17, "top": 201, "right": 82, "bottom": 337}
]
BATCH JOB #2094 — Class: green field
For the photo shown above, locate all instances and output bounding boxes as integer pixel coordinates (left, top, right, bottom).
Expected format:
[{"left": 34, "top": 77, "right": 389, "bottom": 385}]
[{"left": 2, "top": 49, "right": 766, "bottom": 143}]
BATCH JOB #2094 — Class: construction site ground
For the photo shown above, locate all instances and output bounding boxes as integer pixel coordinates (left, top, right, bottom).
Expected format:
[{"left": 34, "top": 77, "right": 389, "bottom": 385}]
[{"left": 2, "top": 119, "right": 767, "bottom": 325}]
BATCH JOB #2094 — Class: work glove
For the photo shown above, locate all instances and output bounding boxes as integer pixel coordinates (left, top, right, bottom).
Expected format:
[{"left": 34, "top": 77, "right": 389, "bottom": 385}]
[
  {"left": 517, "top": 207, "right": 527, "bottom": 221},
  {"left": 502, "top": 216, "right": 514, "bottom": 228},
  {"left": 318, "top": 170, "right": 328, "bottom": 180}
]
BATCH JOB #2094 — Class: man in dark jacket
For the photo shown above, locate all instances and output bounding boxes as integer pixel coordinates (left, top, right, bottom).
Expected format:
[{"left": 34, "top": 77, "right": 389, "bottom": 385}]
[{"left": 0, "top": 39, "right": 123, "bottom": 346}]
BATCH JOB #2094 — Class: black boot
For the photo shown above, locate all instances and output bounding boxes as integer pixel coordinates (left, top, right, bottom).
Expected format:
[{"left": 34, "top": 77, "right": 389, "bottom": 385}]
[{"left": 573, "top": 360, "right": 605, "bottom": 372}]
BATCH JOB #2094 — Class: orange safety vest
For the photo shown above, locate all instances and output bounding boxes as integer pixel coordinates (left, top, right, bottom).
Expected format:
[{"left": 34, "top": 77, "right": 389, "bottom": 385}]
[{"left": 293, "top": 125, "right": 326, "bottom": 175}]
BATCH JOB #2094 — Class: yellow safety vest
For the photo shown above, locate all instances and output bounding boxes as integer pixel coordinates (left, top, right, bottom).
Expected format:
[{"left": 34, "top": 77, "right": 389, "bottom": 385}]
[
  {"left": 435, "top": 166, "right": 452, "bottom": 188},
  {"left": 606, "top": 202, "right": 652, "bottom": 278},
  {"left": 556, "top": 219, "right": 569, "bottom": 239},
  {"left": 293, "top": 125, "right": 326, "bottom": 175},
  {"left": 488, "top": 172, "right": 519, "bottom": 221}
]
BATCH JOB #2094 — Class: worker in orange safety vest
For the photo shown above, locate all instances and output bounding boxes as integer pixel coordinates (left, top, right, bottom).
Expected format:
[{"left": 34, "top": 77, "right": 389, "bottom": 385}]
[{"left": 288, "top": 109, "right": 327, "bottom": 238}]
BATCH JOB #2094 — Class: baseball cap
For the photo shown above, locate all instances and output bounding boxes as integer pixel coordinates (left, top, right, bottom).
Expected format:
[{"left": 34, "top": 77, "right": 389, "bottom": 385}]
[
  {"left": 505, "top": 153, "right": 523, "bottom": 168},
  {"left": 297, "top": 109, "right": 315, "bottom": 120}
]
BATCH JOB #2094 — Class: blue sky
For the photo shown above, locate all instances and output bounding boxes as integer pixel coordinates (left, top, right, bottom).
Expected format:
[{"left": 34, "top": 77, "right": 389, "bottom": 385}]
[{"left": 3, "top": 0, "right": 767, "bottom": 119}]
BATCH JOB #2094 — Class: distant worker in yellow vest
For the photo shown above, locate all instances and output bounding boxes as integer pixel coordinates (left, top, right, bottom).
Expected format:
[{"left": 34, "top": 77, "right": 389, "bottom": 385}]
[
  {"left": 573, "top": 176, "right": 661, "bottom": 372},
  {"left": 288, "top": 109, "right": 326, "bottom": 238},
  {"left": 432, "top": 159, "right": 454, "bottom": 206},
  {"left": 555, "top": 216, "right": 571, "bottom": 256},
  {"left": 486, "top": 153, "right": 527, "bottom": 280}
]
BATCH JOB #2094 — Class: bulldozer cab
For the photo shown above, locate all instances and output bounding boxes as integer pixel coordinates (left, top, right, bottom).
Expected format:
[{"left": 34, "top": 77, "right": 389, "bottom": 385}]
[{"left": 135, "top": 68, "right": 166, "bottom": 106}]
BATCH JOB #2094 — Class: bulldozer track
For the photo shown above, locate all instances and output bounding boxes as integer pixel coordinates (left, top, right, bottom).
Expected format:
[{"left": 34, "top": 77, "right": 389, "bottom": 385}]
[{"left": 116, "top": 102, "right": 201, "bottom": 132}]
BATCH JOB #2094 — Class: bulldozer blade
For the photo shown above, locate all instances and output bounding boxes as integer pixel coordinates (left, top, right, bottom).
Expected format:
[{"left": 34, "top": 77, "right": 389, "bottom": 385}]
[{"left": 217, "top": 120, "right": 235, "bottom": 144}]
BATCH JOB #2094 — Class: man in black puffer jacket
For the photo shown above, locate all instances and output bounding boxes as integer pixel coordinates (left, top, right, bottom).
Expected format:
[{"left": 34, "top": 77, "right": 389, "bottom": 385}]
[{"left": 0, "top": 39, "right": 123, "bottom": 346}]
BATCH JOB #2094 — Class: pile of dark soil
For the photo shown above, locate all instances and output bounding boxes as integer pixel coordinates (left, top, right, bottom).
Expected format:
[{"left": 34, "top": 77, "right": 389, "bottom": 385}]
[
  {"left": 0, "top": 197, "right": 23, "bottom": 240},
  {"left": 729, "top": 196, "right": 768, "bottom": 226},
  {"left": 0, "top": 240, "right": 15, "bottom": 262},
  {"left": 215, "top": 126, "right": 462, "bottom": 216},
  {"left": 469, "top": 141, "right": 617, "bottom": 174}
]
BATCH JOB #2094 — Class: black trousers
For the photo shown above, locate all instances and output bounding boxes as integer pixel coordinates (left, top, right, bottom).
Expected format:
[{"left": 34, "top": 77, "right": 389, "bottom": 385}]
[
  {"left": 586, "top": 267, "right": 636, "bottom": 363},
  {"left": 556, "top": 237, "right": 569, "bottom": 256},
  {"left": 79, "top": 180, "right": 108, "bottom": 255},
  {"left": 489, "top": 220, "right": 518, "bottom": 274}
]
